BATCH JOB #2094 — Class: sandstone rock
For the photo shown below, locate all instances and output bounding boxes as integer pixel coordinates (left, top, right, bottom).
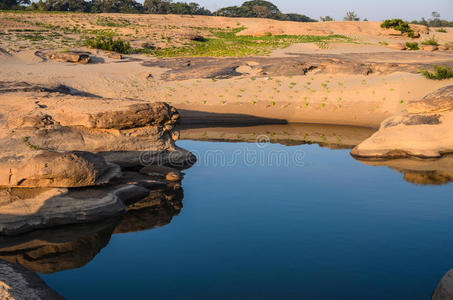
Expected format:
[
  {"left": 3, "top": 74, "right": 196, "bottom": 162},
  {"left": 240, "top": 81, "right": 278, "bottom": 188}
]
[
  {"left": 107, "top": 52, "right": 123, "bottom": 59},
  {"left": 352, "top": 86, "right": 453, "bottom": 158},
  {"left": 0, "top": 259, "right": 64, "bottom": 299},
  {"left": 422, "top": 45, "right": 438, "bottom": 52},
  {"left": 432, "top": 269, "right": 453, "bottom": 300},
  {"left": 408, "top": 86, "right": 453, "bottom": 114},
  {"left": 41, "top": 51, "right": 91, "bottom": 64},
  {"left": 438, "top": 45, "right": 448, "bottom": 52},
  {"left": 0, "top": 150, "right": 121, "bottom": 188},
  {"left": 387, "top": 43, "right": 406, "bottom": 50},
  {"left": 0, "top": 186, "right": 127, "bottom": 235},
  {"left": 55, "top": 102, "right": 178, "bottom": 130}
]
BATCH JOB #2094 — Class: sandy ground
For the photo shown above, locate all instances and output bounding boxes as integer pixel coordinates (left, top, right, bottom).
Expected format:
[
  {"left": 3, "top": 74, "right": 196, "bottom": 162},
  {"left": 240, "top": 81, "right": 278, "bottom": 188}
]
[{"left": 1, "top": 13, "right": 453, "bottom": 128}]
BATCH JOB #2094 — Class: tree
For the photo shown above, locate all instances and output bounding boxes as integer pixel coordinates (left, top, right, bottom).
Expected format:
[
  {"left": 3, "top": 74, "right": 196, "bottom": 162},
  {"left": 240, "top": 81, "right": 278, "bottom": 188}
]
[
  {"left": 0, "top": 0, "right": 30, "bottom": 9},
  {"left": 216, "top": 0, "right": 316, "bottom": 22},
  {"left": 344, "top": 11, "right": 360, "bottom": 21},
  {"left": 320, "top": 16, "right": 334, "bottom": 22}
]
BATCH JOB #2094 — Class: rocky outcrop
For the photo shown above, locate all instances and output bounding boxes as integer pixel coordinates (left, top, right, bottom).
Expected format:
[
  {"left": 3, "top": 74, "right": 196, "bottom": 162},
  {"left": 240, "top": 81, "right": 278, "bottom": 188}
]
[
  {"left": 0, "top": 259, "right": 64, "bottom": 299},
  {"left": 433, "top": 269, "right": 453, "bottom": 300},
  {"left": 351, "top": 86, "right": 453, "bottom": 158},
  {"left": 0, "top": 82, "right": 195, "bottom": 236}
]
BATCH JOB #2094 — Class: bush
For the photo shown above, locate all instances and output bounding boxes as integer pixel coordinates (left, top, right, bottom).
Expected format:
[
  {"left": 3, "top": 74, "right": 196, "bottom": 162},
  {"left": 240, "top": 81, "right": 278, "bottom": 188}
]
[
  {"left": 421, "top": 36, "right": 439, "bottom": 46},
  {"left": 84, "top": 35, "right": 132, "bottom": 54},
  {"left": 405, "top": 42, "right": 419, "bottom": 50},
  {"left": 419, "top": 65, "right": 453, "bottom": 80},
  {"left": 436, "top": 28, "right": 447, "bottom": 33},
  {"left": 381, "top": 19, "right": 414, "bottom": 37}
]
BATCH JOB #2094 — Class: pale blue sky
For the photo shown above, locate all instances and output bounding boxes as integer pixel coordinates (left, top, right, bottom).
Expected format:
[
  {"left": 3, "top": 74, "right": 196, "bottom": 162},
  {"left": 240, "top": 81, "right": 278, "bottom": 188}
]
[{"left": 189, "top": 0, "right": 453, "bottom": 21}]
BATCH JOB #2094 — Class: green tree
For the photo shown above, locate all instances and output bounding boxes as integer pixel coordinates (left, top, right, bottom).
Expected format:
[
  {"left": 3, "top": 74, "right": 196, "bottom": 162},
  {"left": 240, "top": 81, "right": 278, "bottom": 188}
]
[
  {"left": 320, "top": 16, "right": 334, "bottom": 22},
  {"left": 344, "top": 11, "right": 360, "bottom": 21},
  {"left": 0, "top": 0, "right": 30, "bottom": 9}
]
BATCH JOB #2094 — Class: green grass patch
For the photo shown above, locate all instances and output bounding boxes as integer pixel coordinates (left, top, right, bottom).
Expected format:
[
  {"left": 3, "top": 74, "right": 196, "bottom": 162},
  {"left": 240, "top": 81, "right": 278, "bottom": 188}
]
[
  {"left": 84, "top": 35, "right": 132, "bottom": 54},
  {"left": 405, "top": 42, "right": 419, "bottom": 50},
  {"left": 138, "top": 27, "right": 354, "bottom": 57},
  {"left": 419, "top": 65, "right": 453, "bottom": 80}
]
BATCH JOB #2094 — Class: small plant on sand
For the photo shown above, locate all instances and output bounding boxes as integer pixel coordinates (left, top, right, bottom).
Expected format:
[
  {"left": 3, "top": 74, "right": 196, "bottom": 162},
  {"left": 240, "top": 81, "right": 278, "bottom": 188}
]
[
  {"left": 436, "top": 28, "right": 447, "bottom": 33},
  {"left": 418, "top": 65, "right": 453, "bottom": 80},
  {"left": 421, "top": 36, "right": 439, "bottom": 46},
  {"left": 405, "top": 42, "right": 419, "bottom": 50},
  {"left": 84, "top": 35, "right": 132, "bottom": 54},
  {"left": 381, "top": 19, "right": 414, "bottom": 37},
  {"left": 378, "top": 41, "right": 388, "bottom": 46}
]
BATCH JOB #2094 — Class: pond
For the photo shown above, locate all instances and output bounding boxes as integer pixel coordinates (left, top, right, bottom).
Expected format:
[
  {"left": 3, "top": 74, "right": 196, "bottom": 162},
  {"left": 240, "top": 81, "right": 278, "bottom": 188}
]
[{"left": 12, "top": 125, "right": 453, "bottom": 299}]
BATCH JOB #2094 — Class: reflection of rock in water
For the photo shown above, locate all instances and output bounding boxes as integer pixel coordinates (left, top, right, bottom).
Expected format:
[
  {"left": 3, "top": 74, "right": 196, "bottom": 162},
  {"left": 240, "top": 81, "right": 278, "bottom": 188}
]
[
  {"left": 0, "top": 218, "right": 119, "bottom": 274},
  {"left": 114, "top": 183, "right": 183, "bottom": 234},
  {"left": 178, "top": 123, "right": 375, "bottom": 149},
  {"left": 432, "top": 269, "right": 453, "bottom": 300},
  {"left": 355, "top": 155, "right": 453, "bottom": 185},
  {"left": 0, "top": 259, "right": 64, "bottom": 299},
  {"left": 0, "top": 178, "right": 184, "bottom": 274}
]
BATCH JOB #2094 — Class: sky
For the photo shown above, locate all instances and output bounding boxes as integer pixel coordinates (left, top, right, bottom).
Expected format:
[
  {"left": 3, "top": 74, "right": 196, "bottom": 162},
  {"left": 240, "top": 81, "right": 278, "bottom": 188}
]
[{"left": 189, "top": 0, "right": 453, "bottom": 21}]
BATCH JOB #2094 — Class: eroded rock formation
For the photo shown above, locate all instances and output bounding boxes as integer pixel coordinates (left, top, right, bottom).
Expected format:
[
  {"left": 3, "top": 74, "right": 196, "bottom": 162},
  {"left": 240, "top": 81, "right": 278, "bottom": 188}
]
[{"left": 351, "top": 85, "right": 453, "bottom": 159}]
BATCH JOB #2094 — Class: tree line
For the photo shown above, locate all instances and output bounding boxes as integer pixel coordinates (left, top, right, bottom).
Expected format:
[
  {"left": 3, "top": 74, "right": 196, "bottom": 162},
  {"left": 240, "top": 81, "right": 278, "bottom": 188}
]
[{"left": 0, "top": 0, "right": 316, "bottom": 22}]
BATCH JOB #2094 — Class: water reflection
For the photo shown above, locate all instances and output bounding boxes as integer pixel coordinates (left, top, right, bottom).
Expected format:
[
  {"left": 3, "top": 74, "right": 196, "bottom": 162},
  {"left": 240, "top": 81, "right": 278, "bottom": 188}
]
[
  {"left": 177, "top": 123, "right": 375, "bottom": 149},
  {"left": 0, "top": 182, "right": 184, "bottom": 274},
  {"left": 355, "top": 155, "right": 453, "bottom": 186},
  {"left": 179, "top": 124, "right": 453, "bottom": 186}
]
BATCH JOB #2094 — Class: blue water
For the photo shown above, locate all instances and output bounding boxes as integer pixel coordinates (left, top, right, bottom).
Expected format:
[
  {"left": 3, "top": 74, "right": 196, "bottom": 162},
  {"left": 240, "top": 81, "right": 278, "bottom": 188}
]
[{"left": 42, "top": 140, "right": 453, "bottom": 300}]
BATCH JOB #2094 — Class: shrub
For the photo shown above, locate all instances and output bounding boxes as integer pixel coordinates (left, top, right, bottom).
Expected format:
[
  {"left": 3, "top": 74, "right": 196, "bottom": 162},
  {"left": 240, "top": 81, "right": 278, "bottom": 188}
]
[
  {"left": 419, "top": 65, "right": 453, "bottom": 80},
  {"left": 421, "top": 36, "right": 439, "bottom": 46},
  {"left": 405, "top": 42, "right": 419, "bottom": 50},
  {"left": 381, "top": 19, "right": 414, "bottom": 37},
  {"left": 436, "top": 28, "right": 447, "bottom": 33},
  {"left": 84, "top": 36, "right": 132, "bottom": 54}
]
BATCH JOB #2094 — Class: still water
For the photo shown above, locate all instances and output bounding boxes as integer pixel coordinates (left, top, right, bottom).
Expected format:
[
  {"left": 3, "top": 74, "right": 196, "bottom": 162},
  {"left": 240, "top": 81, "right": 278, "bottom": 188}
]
[{"left": 39, "top": 137, "right": 453, "bottom": 300}]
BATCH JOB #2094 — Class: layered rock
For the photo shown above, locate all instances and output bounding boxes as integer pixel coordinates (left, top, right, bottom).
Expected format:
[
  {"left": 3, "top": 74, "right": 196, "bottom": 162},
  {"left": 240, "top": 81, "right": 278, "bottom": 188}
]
[
  {"left": 0, "top": 174, "right": 184, "bottom": 273},
  {"left": 0, "top": 82, "right": 194, "bottom": 236},
  {"left": 0, "top": 259, "right": 64, "bottom": 299},
  {"left": 351, "top": 86, "right": 453, "bottom": 158}
]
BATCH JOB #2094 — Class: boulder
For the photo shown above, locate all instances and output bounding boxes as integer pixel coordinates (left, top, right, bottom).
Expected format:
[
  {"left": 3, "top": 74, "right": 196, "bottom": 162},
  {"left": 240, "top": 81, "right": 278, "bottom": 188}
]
[
  {"left": 41, "top": 51, "right": 91, "bottom": 64},
  {"left": 0, "top": 149, "right": 121, "bottom": 188},
  {"left": 139, "top": 165, "right": 183, "bottom": 181},
  {"left": 387, "top": 43, "right": 406, "bottom": 50},
  {"left": 351, "top": 86, "right": 453, "bottom": 158},
  {"left": 0, "top": 259, "right": 64, "bottom": 299},
  {"left": 432, "top": 269, "right": 453, "bottom": 300}
]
